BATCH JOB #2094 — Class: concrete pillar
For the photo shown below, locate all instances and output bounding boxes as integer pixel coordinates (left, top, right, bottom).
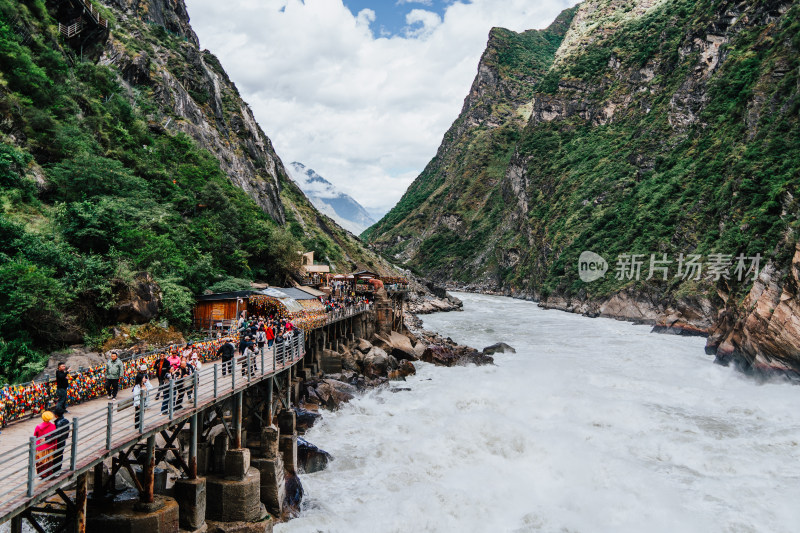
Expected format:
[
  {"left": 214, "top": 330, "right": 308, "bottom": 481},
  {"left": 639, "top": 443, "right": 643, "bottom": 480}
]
[
  {"left": 225, "top": 448, "right": 251, "bottom": 480},
  {"left": 251, "top": 456, "right": 285, "bottom": 518},
  {"left": 173, "top": 477, "right": 206, "bottom": 531},
  {"left": 258, "top": 426, "right": 279, "bottom": 459},
  {"left": 206, "top": 449, "right": 265, "bottom": 523},
  {"left": 277, "top": 410, "right": 297, "bottom": 473},
  {"left": 213, "top": 433, "right": 230, "bottom": 473},
  {"left": 87, "top": 497, "right": 179, "bottom": 533}
]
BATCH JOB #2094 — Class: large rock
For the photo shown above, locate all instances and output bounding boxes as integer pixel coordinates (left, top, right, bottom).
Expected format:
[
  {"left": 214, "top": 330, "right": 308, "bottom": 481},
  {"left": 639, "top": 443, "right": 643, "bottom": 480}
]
[
  {"left": 296, "top": 437, "right": 332, "bottom": 474},
  {"left": 294, "top": 407, "right": 322, "bottom": 432},
  {"left": 706, "top": 243, "right": 800, "bottom": 376},
  {"left": 311, "top": 379, "right": 356, "bottom": 409},
  {"left": 282, "top": 471, "right": 304, "bottom": 519},
  {"left": 482, "top": 342, "right": 516, "bottom": 355},
  {"left": 422, "top": 345, "right": 460, "bottom": 367},
  {"left": 112, "top": 272, "right": 162, "bottom": 324},
  {"left": 398, "top": 360, "right": 416, "bottom": 377},
  {"left": 355, "top": 338, "right": 373, "bottom": 353},
  {"left": 363, "top": 347, "right": 390, "bottom": 377},
  {"left": 388, "top": 331, "right": 418, "bottom": 360},
  {"left": 422, "top": 344, "right": 494, "bottom": 367}
]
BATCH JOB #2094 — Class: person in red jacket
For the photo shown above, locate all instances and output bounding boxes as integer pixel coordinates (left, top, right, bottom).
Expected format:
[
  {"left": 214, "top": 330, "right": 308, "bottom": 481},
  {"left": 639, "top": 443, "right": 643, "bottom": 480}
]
[{"left": 266, "top": 322, "right": 276, "bottom": 348}]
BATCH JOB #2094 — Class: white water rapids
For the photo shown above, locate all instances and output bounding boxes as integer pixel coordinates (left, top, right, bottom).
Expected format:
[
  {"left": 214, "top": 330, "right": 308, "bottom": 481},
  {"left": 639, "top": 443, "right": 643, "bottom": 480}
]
[{"left": 276, "top": 292, "right": 800, "bottom": 533}]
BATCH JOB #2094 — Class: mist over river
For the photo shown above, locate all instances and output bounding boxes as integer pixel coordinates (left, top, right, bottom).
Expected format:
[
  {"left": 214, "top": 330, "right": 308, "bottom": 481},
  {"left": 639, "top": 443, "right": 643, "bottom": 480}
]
[{"left": 276, "top": 293, "right": 800, "bottom": 533}]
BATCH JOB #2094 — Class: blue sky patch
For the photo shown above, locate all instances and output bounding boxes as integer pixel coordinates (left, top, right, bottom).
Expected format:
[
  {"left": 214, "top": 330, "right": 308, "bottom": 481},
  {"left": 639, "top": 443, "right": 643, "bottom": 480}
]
[{"left": 344, "top": 0, "right": 460, "bottom": 37}]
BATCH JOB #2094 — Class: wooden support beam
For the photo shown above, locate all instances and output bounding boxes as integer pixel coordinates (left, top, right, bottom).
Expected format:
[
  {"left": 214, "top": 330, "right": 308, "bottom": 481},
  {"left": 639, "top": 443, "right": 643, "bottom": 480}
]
[
  {"left": 74, "top": 472, "right": 87, "bottom": 533},
  {"left": 189, "top": 413, "right": 198, "bottom": 480},
  {"left": 142, "top": 435, "right": 155, "bottom": 504},
  {"left": 55, "top": 488, "right": 77, "bottom": 514},
  {"left": 118, "top": 452, "right": 145, "bottom": 495},
  {"left": 22, "top": 510, "right": 47, "bottom": 533},
  {"left": 267, "top": 376, "right": 274, "bottom": 426},
  {"left": 92, "top": 463, "right": 105, "bottom": 499},
  {"left": 212, "top": 404, "right": 235, "bottom": 443},
  {"left": 233, "top": 391, "right": 243, "bottom": 449}
]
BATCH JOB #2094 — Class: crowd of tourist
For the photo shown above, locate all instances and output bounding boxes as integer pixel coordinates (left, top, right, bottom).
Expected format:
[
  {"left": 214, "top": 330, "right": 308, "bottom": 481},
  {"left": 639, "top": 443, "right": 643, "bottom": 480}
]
[{"left": 20, "top": 291, "right": 380, "bottom": 479}]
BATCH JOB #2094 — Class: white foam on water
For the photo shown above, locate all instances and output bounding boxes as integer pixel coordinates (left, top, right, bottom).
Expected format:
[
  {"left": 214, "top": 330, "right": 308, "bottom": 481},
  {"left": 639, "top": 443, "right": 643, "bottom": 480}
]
[{"left": 276, "top": 293, "right": 800, "bottom": 533}]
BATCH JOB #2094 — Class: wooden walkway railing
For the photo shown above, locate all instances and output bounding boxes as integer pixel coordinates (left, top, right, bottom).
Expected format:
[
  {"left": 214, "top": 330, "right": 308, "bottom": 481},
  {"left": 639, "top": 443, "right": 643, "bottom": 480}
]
[{"left": 0, "top": 331, "right": 304, "bottom": 523}]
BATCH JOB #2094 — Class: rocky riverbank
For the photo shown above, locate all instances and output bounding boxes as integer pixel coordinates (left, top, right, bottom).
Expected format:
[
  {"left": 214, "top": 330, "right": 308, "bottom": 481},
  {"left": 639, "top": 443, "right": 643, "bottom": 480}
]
[{"left": 449, "top": 278, "right": 800, "bottom": 380}]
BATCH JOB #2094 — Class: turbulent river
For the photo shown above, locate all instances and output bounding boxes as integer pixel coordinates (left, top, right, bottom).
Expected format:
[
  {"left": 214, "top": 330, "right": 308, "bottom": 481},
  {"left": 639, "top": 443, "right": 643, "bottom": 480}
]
[{"left": 276, "top": 292, "right": 800, "bottom": 533}]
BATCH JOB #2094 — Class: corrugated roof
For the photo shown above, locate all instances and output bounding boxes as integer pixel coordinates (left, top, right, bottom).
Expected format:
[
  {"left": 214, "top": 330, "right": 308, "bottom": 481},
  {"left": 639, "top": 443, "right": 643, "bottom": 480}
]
[
  {"left": 196, "top": 290, "right": 254, "bottom": 302},
  {"left": 272, "top": 287, "right": 320, "bottom": 301},
  {"left": 296, "top": 285, "right": 326, "bottom": 297}
]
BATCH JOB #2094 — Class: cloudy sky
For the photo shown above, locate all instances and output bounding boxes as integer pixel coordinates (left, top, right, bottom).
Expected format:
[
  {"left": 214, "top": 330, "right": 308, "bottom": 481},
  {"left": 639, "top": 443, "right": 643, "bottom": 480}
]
[{"left": 184, "top": 0, "right": 577, "bottom": 219}]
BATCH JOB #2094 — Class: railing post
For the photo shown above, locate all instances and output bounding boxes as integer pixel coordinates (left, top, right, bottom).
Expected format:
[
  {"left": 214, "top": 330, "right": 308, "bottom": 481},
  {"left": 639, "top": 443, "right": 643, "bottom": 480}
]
[
  {"left": 213, "top": 364, "right": 218, "bottom": 398},
  {"left": 106, "top": 402, "right": 114, "bottom": 449},
  {"left": 70, "top": 418, "right": 79, "bottom": 471},
  {"left": 232, "top": 356, "right": 237, "bottom": 390},
  {"left": 261, "top": 347, "right": 265, "bottom": 376},
  {"left": 139, "top": 389, "right": 146, "bottom": 434},
  {"left": 193, "top": 372, "right": 198, "bottom": 408},
  {"left": 27, "top": 436, "right": 36, "bottom": 496},
  {"left": 189, "top": 413, "right": 198, "bottom": 480},
  {"left": 168, "top": 379, "right": 175, "bottom": 421}
]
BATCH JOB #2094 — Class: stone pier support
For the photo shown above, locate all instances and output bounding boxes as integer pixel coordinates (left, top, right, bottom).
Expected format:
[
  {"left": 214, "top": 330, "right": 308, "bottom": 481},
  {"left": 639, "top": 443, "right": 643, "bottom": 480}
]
[
  {"left": 206, "top": 449, "right": 267, "bottom": 525},
  {"left": 87, "top": 496, "right": 179, "bottom": 533},
  {"left": 277, "top": 410, "right": 298, "bottom": 473},
  {"left": 173, "top": 477, "right": 206, "bottom": 531}
]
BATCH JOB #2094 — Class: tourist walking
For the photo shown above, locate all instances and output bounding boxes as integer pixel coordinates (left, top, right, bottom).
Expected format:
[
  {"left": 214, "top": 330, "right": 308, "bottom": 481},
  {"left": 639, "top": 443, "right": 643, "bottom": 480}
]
[
  {"left": 105, "top": 351, "right": 123, "bottom": 400},
  {"left": 173, "top": 360, "right": 192, "bottom": 410},
  {"left": 51, "top": 407, "right": 70, "bottom": 474},
  {"left": 153, "top": 353, "right": 170, "bottom": 401},
  {"left": 33, "top": 411, "right": 56, "bottom": 478},
  {"left": 133, "top": 373, "right": 153, "bottom": 429},
  {"left": 55, "top": 362, "right": 71, "bottom": 413},
  {"left": 217, "top": 339, "right": 235, "bottom": 376},
  {"left": 256, "top": 327, "right": 266, "bottom": 353},
  {"left": 160, "top": 371, "right": 174, "bottom": 415}
]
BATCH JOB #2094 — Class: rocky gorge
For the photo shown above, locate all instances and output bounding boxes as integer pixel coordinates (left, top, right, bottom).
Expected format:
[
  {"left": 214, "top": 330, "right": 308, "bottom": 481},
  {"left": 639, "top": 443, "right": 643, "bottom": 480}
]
[{"left": 364, "top": 0, "right": 800, "bottom": 376}]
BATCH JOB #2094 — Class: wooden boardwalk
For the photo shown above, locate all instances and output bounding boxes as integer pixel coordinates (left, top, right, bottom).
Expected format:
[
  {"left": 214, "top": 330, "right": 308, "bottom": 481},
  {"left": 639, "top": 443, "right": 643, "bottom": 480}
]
[{"left": 0, "top": 304, "right": 370, "bottom": 525}]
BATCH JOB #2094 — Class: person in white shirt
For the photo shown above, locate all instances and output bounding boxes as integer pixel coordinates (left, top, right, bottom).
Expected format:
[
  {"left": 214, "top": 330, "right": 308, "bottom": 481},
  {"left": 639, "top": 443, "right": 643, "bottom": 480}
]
[{"left": 132, "top": 371, "right": 153, "bottom": 429}]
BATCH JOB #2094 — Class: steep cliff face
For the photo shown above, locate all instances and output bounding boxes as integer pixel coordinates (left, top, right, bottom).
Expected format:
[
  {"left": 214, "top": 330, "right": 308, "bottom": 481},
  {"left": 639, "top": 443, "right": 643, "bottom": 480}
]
[
  {"left": 100, "top": 0, "right": 285, "bottom": 223},
  {"left": 0, "top": 0, "right": 391, "bottom": 382},
  {"left": 365, "top": 0, "right": 800, "bottom": 372},
  {"left": 362, "top": 7, "right": 578, "bottom": 273}
]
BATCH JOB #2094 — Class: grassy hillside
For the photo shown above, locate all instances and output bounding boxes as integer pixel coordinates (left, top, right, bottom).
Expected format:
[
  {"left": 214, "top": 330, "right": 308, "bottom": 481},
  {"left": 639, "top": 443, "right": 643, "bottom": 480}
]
[{"left": 0, "top": 0, "right": 390, "bottom": 383}]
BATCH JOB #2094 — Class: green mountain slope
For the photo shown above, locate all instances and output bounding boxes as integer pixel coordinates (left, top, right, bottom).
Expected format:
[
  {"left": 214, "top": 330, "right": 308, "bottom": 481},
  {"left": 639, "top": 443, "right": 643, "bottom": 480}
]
[
  {"left": 0, "top": 0, "right": 389, "bottom": 383},
  {"left": 365, "top": 0, "right": 800, "bottom": 372}
]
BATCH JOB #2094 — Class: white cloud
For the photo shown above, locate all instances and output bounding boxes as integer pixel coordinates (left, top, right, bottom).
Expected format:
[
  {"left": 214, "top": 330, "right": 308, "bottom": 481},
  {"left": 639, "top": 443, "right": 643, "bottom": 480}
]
[
  {"left": 404, "top": 9, "right": 442, "bottom": 38},
  {"left": 184, "top": 0, "right": 578, "bottom": 216}
]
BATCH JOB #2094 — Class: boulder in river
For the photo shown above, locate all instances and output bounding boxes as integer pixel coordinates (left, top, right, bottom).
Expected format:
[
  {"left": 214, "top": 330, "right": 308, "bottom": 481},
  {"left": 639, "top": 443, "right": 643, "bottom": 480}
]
[
  {"left": 398, "top": 360, "right": 416, "bottom": 377},
  {"left": 294, "top": 407, "right": 322, "bottom": 432},
  {"left": 422, "top": 344, "right": 460, "bottom": 367},
  {"left": 283, "top": 470, "right": 304, "bottom": 519},
  {"left": 482, "top": 342, "right": 517, "bottom": 355},
  {"left": 297, "top": 437, "right": 333, "bottom": 474}
]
